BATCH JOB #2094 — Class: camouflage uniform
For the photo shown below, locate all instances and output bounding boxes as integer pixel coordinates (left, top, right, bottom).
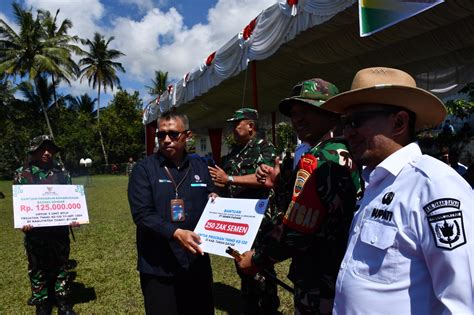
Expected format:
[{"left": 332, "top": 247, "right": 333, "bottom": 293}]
[
  {"left": 251, "top": 80, "right": 363, "bottom": 314},
  {"left": 223, "top": 108, "right": 280, "bottom": 315},
  {"left": 14, "top": 136, "right": 73, "bottom": 310}
]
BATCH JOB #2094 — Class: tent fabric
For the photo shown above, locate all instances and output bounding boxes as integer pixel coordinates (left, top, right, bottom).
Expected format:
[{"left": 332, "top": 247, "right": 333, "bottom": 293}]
[
  {"left": 143, "top": 0, "right": 356, "bottom": 125},
  {"left": 143, "top": 0, "right": 474, "bottom": 130}
]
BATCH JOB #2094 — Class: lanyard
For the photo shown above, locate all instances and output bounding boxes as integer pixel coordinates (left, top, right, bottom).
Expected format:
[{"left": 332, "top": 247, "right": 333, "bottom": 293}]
[{"left": 164, "top": 165, "right": 191, "bottom": 199}]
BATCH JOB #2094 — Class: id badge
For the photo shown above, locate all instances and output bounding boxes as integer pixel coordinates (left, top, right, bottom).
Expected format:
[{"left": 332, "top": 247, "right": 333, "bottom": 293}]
[{"left": 170, "top": 199, "right": 185, "bottom": 222}]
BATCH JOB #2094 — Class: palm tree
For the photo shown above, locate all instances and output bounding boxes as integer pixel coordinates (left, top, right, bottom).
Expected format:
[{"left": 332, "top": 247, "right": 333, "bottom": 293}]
[
  {"left": 18, "top": 74, "right": 54, "bottom": 111},
  {"left": 38, "top": 8, "right": 83, "bottom": 109},
  {"left": 0, "top": 3, "right": 80, "bottom": 138},
  {"left": 146, "top": 70, "right": 168, "bottom": 100},
  {"left": 79, "top": 32, "right": 125, "bottom": 165},
  {"left": 79, "top": 32, "right": 125, "bottom": 120},
  {"left": 67, "top": 93, "right": 97, "bottom": 114},
  {"left": 0, "top": 74, "right": 16, "bottom": 106}
]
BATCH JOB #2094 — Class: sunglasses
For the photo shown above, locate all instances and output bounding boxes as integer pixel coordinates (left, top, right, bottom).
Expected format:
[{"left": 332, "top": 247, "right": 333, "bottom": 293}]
[
  {"left": 156, "top": 130, "right": 188, "bottom": 140},
  {"left": 341, "top": 110, "right": 399, "bottom": 129}
]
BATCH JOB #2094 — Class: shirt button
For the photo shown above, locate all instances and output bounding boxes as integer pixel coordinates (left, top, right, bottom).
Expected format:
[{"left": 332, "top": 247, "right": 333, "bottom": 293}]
[
  {"left": 370, "top": 237, "right": 377, "bottom": 244},
  {"left": 354, "top": 226, "right": 359, "bottom": 233},
  {"left": 340, "top": 262, "right": 346, "bottom": 269}
]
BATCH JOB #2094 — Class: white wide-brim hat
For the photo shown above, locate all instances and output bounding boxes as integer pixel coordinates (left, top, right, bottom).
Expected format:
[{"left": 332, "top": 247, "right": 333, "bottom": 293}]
[{"left": 321, "top": 67, "right": 447, "bottom": 131}]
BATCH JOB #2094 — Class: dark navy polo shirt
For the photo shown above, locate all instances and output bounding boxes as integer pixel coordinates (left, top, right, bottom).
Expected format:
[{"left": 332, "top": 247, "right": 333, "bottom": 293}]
[{"left": 128, "top": 153, "right": 215, "bottom": 276}]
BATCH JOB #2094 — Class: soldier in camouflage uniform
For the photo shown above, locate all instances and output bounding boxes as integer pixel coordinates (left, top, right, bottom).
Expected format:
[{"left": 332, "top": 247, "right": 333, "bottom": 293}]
[
  {"left": 208, "top": 108, "right": 280, "bottom": 314},
  {"left": 14, "top": 135, "right": 77, "bottom": 315},
  {"left": 237, "top": 79, "right": 363, "bottom": 315}
]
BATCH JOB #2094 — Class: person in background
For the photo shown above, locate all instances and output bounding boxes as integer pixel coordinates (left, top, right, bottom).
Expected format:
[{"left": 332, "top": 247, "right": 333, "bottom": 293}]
[
  {"left": 441, "top": 119, "right": 455, "bottom": 136},
  {"left": 449, "top": 150, "right": 468, "bottom": 176},
  {"left": 459, "top": 122, "right": 472, "bottom": 138},
  {"left": 463, "top": 163, "right": 474, "bottom": 189},
  {"left": 237, "top": 78, "right": 362, "bottom": 314},
  {"left": 439, "top": 146, "right": 450, "bottom": 164},
  {"left": 208, "top": 108, "right": 280, "bottom": 315},
  {"left": 128, "top": 111, "right": 216, "bottom": 315},
  {"left": 126, "top": 157, "right": 136, "bottom": 176},
  {"left": 322, "top": 67, "right": 473, "bottom": 314},
  {"left": 14, "top": 135, "right": 78, "bottom": 315}
]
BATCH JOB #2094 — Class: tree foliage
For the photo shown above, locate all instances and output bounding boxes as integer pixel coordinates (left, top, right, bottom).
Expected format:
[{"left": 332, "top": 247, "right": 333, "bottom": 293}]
[
  {"left": 97, "top": 90, "right": 145, "bottom": 165},
  {"left": 0, "top": 4, "right": 145, "bottom": 178},
  {"left": 146, "top": 70, "right": 168, "bottom": 99},
  {"left": 274, "top": 122, "right": 296, "bottom": 155},
  {"left": 79, "top": 32, "right": 125, "bottom": 118},
  {"left": 79, "top": 32, "right": 126, "bottom": 165},
  {"left": 0, "top": 3, "right": 82, "bottom": 138},
  {"left": 445, "top": 83, "right": 474, "bottom": 121},
  {"left": 0, "top": 88, "right": 145, "bottom": 179}
]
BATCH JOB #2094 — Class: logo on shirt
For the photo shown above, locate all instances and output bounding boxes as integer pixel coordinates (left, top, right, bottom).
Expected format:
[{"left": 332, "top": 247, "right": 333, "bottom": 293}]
[
  {"left": 371, "top": 208, "right": 393, "bottom": 222},
  {"left": 294, "top": 169, "right": 310, "bottom": 197},
  {"left": 423, "top": 198, "right": 460, "bottom": 215},
  {"left": 428, "top": 211, "right": 466, "bottom": 250},
  {"left": 382, "top": 192, "right": 395, "bottom": 205}
]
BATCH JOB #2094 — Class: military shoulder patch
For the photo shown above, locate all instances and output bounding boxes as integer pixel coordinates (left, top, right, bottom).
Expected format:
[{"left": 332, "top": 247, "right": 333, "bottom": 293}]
[
  {"left": 428, "top": 211, "right": 466, "bottom": 250},
  {"left": 423, "top": 198, "right": 460, "bottom": 215}
]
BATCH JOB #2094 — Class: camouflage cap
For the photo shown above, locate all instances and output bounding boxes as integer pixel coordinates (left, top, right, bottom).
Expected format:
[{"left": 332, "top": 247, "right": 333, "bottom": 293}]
[
  {"left": 28, "top": 135, "right": 60, "bottom": 153},
  {"left": 279, "top": 78, "right": 340, "bottom": 117},
  {"left": 226, "top": 108, "right": 259, "bottom": 122}
]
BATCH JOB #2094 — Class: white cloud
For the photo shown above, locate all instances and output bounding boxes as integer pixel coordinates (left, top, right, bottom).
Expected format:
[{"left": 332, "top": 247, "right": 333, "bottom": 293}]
[
  {"left": 109, "top": 0, "right": 276, "bottom": 85},
  {"left": 118, "top": 0, "right": 168, "bottom": 13},
  {"left": 67, "top": 79, "right": 98, "bottom": 98},
  {"left": 11, "top": 0, "right": 277, "bottom": 99},
  {"left": 207, "top": 0, "right": 275, "bottom": 47},
  {"left": 25, "top": 0, "right": 105, "bottom": 39},
  {"left": 109, "top": 7, "right": 184, "bottom": 81}
]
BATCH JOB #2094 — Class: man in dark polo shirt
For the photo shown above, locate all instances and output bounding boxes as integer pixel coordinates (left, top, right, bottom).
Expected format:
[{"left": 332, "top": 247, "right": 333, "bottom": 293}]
[{"left": 128, "top": 111, "right": 216, "bottom": 315}]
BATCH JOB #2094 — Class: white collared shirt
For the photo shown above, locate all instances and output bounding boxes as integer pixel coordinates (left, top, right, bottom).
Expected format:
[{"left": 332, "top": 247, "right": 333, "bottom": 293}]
[{"left": 334, "top": 142, "right": 474, "bottom": 315}]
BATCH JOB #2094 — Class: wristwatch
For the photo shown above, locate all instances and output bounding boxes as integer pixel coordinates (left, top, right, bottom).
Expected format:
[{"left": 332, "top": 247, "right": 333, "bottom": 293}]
[{"left": 227, "top": 175, "right": 234, "bottom": 184}]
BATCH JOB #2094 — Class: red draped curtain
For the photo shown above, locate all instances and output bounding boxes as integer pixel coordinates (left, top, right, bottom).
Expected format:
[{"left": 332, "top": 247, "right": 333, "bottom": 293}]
[
  {"left": 208, "top": 128, "right": 223, "bottom": 166},
  {"left": 146, "top": 121, "right": 157, "bottom": 156}
]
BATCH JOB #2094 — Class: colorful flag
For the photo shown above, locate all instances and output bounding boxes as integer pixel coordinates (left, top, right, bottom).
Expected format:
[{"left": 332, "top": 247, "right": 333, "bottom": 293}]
[{"left": 359, "top": 0, "right": 444, "bottom": 37}]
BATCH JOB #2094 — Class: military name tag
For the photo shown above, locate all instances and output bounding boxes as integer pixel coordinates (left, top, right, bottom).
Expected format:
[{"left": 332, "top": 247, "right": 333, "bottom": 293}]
[{"left": 170, "top": 198, "right": 185, "bottom": 222}]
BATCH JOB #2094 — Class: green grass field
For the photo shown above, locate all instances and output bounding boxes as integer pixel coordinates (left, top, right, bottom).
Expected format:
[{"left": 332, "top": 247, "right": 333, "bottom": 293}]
[{"left": 0, "top": 176, "right": 293, "bottom": 314}]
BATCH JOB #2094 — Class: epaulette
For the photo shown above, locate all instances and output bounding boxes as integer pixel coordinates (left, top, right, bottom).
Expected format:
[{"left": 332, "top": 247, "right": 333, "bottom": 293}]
[{"left": 413, "top": 154, "right": 459, "bottom": 180}]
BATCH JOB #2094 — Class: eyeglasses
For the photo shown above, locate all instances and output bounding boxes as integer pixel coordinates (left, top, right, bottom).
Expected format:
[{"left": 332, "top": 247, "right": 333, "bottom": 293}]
[
  {"left": 341, "top": 110, "right": 399, "bottom": 129},
  {"left": 156, "top": 130, "right": 188, "bottom": 141}
]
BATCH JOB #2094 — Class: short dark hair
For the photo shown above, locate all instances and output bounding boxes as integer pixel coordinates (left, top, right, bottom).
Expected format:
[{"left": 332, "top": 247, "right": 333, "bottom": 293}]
[{"left": 158, "top": 110, "right": 190, "bottom": 130}]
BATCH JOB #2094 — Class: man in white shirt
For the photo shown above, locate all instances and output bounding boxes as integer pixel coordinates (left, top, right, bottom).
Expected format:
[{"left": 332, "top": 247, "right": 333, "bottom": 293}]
[{"left": 322, "top": 67, "right": 473, "bottom": 314}]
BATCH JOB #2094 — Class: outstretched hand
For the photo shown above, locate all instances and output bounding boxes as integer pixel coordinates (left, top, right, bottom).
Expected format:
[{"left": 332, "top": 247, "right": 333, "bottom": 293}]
[
  {"left": 236, "top": 250, "right": 260, "bottom": 275},
  {"left": 208, "top": 192, "right": 219, "bottom": 203},
  {"left": 21, "top": 224, "right": 33, "bottom": 232},
  {"left": 173, "top": 228, "right": 204, "bottom": 255},
  {"left": 70, "top": 221, "right": 80, "bottom": 228},
  {"left": 256, "top": 157, "right": 280, "bottom": 189},
  {"left": 208, "top": 165, "right": 228, "bottom": 187}
]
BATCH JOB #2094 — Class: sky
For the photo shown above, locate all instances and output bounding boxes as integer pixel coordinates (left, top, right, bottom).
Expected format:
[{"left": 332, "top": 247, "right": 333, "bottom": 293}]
[{"left": 0, "top": 0, "right": 276, "bottom": 107}]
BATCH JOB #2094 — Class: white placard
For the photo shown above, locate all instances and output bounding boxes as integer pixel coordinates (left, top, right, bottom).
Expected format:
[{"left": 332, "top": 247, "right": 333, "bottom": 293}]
[
  {"left": 194, "top": 197, "right": 267, "bottom": 258},
  {"left": 12, "top": 185, "right": 89, "bottom": 228}
]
